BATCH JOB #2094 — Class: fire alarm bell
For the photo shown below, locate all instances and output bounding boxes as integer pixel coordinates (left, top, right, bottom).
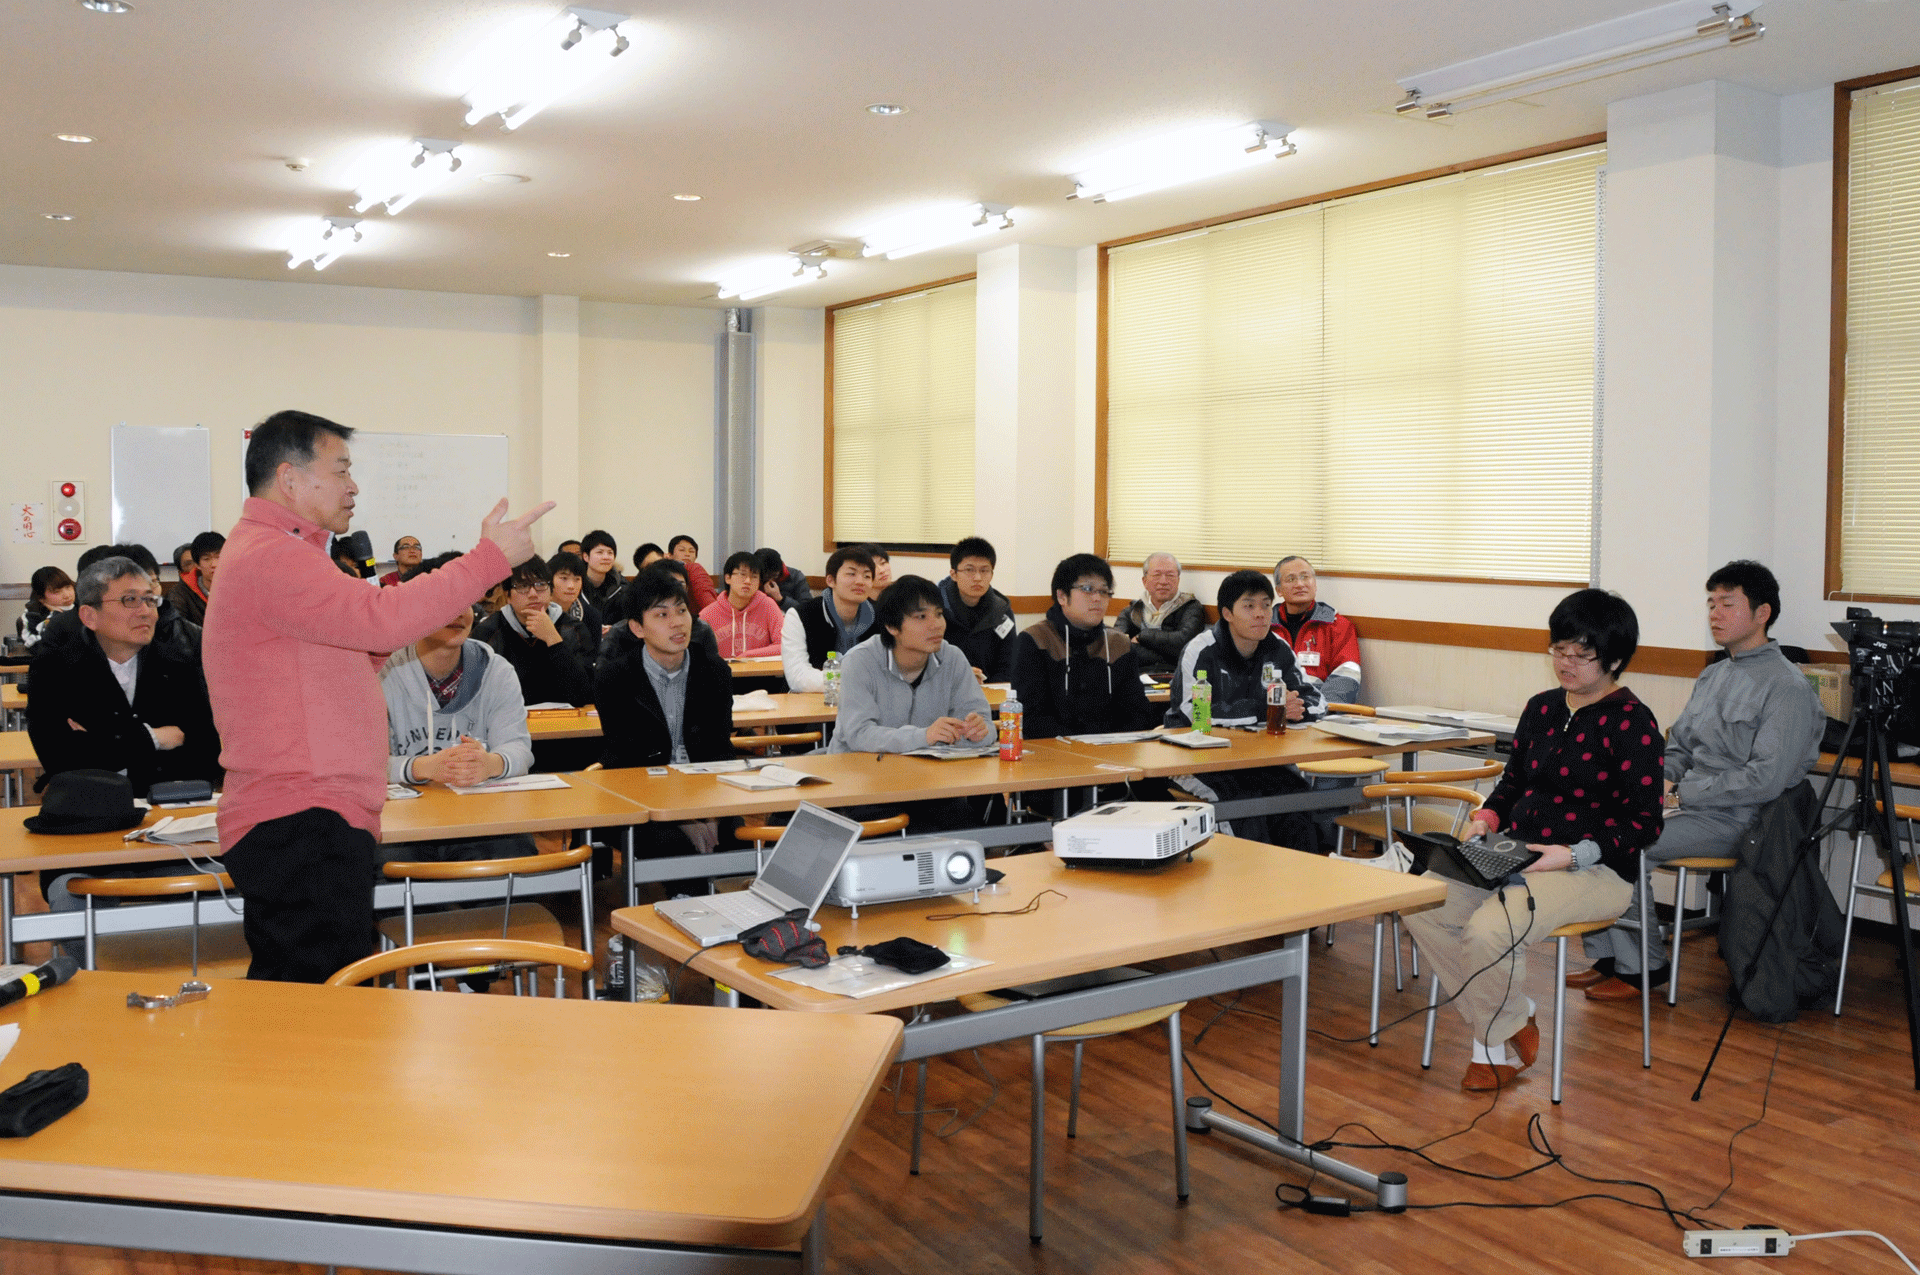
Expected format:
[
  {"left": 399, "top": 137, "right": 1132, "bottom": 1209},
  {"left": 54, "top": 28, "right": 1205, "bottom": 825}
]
[{"left": 50, "top": 480, "right": 85, "bottom": 544}]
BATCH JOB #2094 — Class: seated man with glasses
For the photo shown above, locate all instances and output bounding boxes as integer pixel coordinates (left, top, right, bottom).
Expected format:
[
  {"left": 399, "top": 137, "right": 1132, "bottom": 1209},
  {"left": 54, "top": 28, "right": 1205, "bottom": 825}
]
[
  {"left": 1576, "top": 560, "right": 1826, "bottom": 1003},
  {"left": 1270, "top": 555, "right": 1363, "bottom": 705},
  {"left": 473, "top": 555, "right": 593, "bottom": 709},
  {"left": 28, "top": 555, "right": 224, "bottom": 910},
  {"left": 379, "top": 535, "right": 424, "bottom": 588},
  {"left": 1011, "top": 553, "right": 1158, "bottom": 740},
  {"left": 939, "top": 536, "right": 1016, "bottom": 683}
]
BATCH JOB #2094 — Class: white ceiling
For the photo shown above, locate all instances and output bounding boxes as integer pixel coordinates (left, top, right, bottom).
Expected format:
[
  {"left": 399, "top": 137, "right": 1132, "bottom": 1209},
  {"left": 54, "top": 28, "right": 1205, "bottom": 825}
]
[{"left": 4, "top": 0, "right": 1917, "bottom": 308}]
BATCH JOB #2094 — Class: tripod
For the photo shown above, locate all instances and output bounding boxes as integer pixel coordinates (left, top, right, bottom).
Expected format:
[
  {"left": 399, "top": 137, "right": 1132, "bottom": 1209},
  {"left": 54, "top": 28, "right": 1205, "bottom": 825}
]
[{"left": 1695, "top": 648, "right": 1920, "bottom": 1094}]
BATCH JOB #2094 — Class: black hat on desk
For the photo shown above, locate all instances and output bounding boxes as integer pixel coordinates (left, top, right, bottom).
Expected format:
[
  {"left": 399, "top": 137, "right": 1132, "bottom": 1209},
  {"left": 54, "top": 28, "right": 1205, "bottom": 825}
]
[{"left": 24, "top": 770, "right": 142, "bottom": 835}]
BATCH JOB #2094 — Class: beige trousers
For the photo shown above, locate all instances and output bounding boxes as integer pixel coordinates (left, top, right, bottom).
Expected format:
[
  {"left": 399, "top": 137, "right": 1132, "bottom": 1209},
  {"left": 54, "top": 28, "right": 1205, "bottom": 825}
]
[{"left": 1401, "top": 867, "right": 1632, "bottom": 1049}]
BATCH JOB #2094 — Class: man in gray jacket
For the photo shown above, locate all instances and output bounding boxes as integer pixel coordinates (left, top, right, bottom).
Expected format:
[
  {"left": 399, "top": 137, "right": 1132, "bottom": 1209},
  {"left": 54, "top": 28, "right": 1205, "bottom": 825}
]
[
  {"left": 380, "top": 556, "right": 537, "bottom": 862},
  {"left": 1583, "top": 560, "right": 1826, "bottom": 1001}
]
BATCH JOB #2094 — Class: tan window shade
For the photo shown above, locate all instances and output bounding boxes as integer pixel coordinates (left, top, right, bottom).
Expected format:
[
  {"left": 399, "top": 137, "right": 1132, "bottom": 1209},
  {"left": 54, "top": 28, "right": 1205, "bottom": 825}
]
[
  {"left": 1105, "top": 146, "right": 1605, "bottom": 582},
  {"left": 830, "top": 279, "right": 976, "bottom": 545},
  {"left": 1839, "top": 77, "right": 1920, "bottom": 598}
]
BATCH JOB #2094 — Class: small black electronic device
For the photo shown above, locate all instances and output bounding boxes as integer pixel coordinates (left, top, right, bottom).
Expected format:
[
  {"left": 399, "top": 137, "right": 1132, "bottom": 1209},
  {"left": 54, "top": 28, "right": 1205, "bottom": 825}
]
[{"left": 1398, "top": 830, "right": 1540, "bottom": 891}]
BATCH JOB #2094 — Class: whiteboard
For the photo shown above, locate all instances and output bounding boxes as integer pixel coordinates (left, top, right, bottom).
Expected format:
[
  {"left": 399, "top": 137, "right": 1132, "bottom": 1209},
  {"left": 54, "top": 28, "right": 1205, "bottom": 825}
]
[
  {"left": 239, "top": 429, "right": 511, "bottom": 562},
  {"left": 112, "top": 425, "right": 213, "bottom": 558}
]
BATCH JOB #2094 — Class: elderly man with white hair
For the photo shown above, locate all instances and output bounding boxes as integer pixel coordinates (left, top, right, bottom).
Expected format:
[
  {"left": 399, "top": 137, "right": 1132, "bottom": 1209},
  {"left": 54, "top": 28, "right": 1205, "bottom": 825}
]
[{"left": 1113, "top": 551, "right": 1206, "bottom": 680}]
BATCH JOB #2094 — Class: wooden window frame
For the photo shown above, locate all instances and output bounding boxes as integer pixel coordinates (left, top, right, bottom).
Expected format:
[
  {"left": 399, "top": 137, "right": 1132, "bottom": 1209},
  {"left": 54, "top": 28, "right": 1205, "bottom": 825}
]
[
  {"left": 822, "top": 273, "right": 976, "bottom": 554},
  {"left": 1094, "top": 132, "right": 1607, "bottom": 585},
  {"left": 1825, "top": 63, "right": 1920, "bottom": 604}
]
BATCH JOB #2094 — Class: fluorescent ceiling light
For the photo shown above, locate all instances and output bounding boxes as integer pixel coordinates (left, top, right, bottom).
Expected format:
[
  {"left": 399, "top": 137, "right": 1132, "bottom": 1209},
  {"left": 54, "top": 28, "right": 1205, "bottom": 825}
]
[
  {"left": 461, "top": 6, "right": 633, "bottom": 132},
  {"left": 860, "top": 202, "right": 1013, "bottom": 259},
  {"left": 1394, "top": 1, "right": 1763, "bottom": 117},
  {"left": 1069, "top": 121, "right": 1296, "bottom": 203},
  {"left": 348, "top": 139, "right": 463, "bottom": 215},
  {"left": 287, "top": 217, "right": 363, "bottom": 271},
  {"left": 715, "top": 255, "right": 829, "bottom": 303}
]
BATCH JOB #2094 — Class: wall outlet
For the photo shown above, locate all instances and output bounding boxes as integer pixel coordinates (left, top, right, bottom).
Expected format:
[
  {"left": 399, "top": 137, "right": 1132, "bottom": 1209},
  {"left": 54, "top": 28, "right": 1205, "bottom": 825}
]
[{"left": 1684, "top": 1229, "right": 1792, "bottom": 1258}]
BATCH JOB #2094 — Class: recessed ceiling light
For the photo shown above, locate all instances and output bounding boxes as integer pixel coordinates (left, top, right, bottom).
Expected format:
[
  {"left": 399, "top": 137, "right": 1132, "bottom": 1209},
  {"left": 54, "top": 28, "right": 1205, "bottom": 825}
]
[
  {"left": 672, "top": 193, "right": 701, "bottom": 201},
  {"left": 479, "top": 172, "right": 531, "bottom": 184},
  {"left": 43, "top": 214, "right": 75, "bottom": 221},
  {"left": 866, "top": 103, "right": 907, "bottom": 115},
  {"left": 78, "top": 0, "right": 132, "bottom": 12},
  {"left": 548, "top": 251, "right": 570, "bottom": 258},
  {"left": 54, "top": 134, "right": 94, "bottom": 144}
]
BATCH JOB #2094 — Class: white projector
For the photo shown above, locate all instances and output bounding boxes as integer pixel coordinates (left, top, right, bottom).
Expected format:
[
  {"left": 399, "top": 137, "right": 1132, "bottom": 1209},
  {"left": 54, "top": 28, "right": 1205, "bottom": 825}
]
[
  {"left": 1053, "top": 801, "right": 1215, "bottom": 868},
  {"left": 824, "top": 835, "right": 988, "bottom": 916}
]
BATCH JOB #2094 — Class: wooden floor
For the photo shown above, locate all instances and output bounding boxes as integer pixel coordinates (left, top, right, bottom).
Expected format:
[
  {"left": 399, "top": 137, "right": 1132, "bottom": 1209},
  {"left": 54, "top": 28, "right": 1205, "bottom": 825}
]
[{"left": 7, "top": 881, "right": 1920, "bottom": 1275}]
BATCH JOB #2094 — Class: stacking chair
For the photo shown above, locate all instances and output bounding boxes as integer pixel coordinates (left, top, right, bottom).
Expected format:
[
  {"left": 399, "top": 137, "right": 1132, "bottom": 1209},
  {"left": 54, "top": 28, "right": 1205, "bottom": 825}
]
[
  {"left": 377, "top": 843, "right": 595, "bottom": 997},
  {"left": 738, "top": 813, "right": 909, "bottom": 873},
  {"left": 1835, "top": 800, "right": 1920, "bottom": 1015},
  {"left": 907, "top": 976, "right": 1189, "bottom": 1244},
  {"left": 327, "top": 939, "right": 594, "bottom": 993},
  {"left": 729, "top": 730, "right": 823, "bottom": 756},
  {"left": 68, "top": 871, "right": 241, "bottom": 980},
  {"left": 1652, "top": 857, "right": 1737, "bottom": 1006},
  {"left": 1331, "top": 759, "right": 1504, "bottom": 851}
]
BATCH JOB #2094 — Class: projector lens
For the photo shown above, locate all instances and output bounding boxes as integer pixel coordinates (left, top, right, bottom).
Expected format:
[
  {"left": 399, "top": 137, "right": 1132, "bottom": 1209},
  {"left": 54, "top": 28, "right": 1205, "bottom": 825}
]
[{"left": 945, "top": 852, "right": 973, "bottom": 882}]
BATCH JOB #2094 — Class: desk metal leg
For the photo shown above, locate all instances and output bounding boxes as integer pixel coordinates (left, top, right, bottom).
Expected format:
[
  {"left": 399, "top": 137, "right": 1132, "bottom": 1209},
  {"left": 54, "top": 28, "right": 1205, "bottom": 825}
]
[
  {"left": 1030, "top": 1034, "right": 1046, "bottom": 1244},
  {"left": 624, "top": 827, "right": 638, "bottom": 997},
  {"left": 800, "top": 1206, "right": 826, "bottom": 1275},
  {"left": 1, "top": 872, "right": 13, "bottom": 965},
  {"left": 1168, "top": 1008, "right": 1190, "bottom": 1202},
  {"left": 1181, "top": 933, "right": 1409, "bottom": 1211}
]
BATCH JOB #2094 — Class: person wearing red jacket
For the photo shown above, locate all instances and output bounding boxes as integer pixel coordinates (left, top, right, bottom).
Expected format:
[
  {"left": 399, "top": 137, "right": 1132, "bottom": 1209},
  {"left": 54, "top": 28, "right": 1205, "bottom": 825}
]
[
  {"left": 205, "top": 411, "right": 550, "bottom": 983},
  {"left": 1271, "top": 555, "right": 1363, "bottom": 704}
]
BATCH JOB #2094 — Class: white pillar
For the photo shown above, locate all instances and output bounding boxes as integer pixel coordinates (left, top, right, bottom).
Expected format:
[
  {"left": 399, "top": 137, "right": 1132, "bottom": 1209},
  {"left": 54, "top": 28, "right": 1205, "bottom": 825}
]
[
  {"left": 1600, "top": 81, "right": 1780, "bottom": 648},
  {"left": 538, "top": 294, "right": 581, "bottom": 552},
  {"left": 975, "top": 243, "right": 1080, "bottom": 597}
]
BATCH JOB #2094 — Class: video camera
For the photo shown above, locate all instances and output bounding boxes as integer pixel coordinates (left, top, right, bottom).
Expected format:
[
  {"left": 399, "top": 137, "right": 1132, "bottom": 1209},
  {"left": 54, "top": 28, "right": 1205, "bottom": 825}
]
[{"left": 1833, "top": 606, "right": 1920, "bottom": 683}]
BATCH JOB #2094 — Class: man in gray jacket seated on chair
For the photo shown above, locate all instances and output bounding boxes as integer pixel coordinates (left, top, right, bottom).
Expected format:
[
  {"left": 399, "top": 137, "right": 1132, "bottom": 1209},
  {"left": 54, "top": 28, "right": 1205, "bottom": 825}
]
[
  {"left": 381, "top": 554, "right": 538, "bottom": 864},
  {"left": 1581, "top": 560, "right": 1826, "bottom": 1002}
]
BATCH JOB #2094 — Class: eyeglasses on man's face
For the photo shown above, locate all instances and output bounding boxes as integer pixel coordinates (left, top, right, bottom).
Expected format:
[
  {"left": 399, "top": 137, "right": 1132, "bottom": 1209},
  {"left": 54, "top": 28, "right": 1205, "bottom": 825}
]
[
  {"left": 109, "top": 593, "right": 161, "bottom": 611},
  {"left": 1071, "top": 584, "right": 1114, "bottom": 601}
]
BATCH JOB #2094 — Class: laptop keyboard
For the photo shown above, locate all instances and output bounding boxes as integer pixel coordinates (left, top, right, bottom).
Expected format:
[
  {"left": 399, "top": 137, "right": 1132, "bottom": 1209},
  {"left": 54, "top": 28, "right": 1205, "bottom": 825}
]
[
  {"left": 1459, "top": 841, "right": 1533, "bottom": 881},
  {"left": 703, "top": 890, "right": 783, "bottom": 928}
]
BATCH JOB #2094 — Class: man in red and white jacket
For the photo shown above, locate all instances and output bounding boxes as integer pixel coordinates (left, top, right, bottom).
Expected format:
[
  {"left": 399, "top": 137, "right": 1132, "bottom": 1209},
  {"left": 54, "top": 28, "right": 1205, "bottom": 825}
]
[
  {"left": 205, "top": 411, "right": 550, "bottom": 983},
  {"left": 1270, "top": 555, "right": 1362, "bottom": 705}
]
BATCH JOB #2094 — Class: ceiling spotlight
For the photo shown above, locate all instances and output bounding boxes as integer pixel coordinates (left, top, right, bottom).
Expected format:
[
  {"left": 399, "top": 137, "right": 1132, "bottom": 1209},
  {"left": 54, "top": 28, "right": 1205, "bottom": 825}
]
[
  {"left": 672, "top": 193, "right": 702, "bottom": 201},
  {"left": 462, "top": 6, "right": 634, "bottom": 132},
  {"left": 43, "top": 214, "right": 76, "bottom": 222},
  {"left": 78, "top": 0, "right": 132, "bottom": 12},
  {"left": 548, "top": 251, "right": 571, "bottom": 257},
  {"left": 287, "top": 217, "right": 363, "bottom": 271},
  {"left": 349, "top": 138, "right": 463, "bottom": 215},
  {"left": 860, "top": 202, "right": 1014, "bottom": 259},
  {"left": 54, "top": 134, "right": 94, "bottom": 144},
  {"left": 1069, "top": 121, "right": 1296, "bottom": 203},
  {"left": 1395, "top": 0, "right": 1764, "bottom": 117},
  {"left": 1392, "top": 92, "right": 1424, "bottom": 115},
  {"left": 716, "top": 252, "right": 830, "bottom": 303},
  {"left": 479, "top": 172, "right": 531, "bottom": 184},
  {"left": 866, "top": 103, "right": 907, "bottom": 115}
]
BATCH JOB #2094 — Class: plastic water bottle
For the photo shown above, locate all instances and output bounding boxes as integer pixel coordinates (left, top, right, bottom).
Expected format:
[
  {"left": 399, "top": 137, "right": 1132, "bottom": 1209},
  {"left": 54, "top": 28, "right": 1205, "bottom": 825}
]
[
  {"left": 998, "top": 691, "right": 1024, "bottom": 761},
  {"left": 822, "top": 651, "right": 842, "bottom": 706},
  {"left": 606, "top": 934, "right": 628, "bottom": 1002},
  {"left": 1192, "top": 670, "right": 1213, "bottom": 734}
]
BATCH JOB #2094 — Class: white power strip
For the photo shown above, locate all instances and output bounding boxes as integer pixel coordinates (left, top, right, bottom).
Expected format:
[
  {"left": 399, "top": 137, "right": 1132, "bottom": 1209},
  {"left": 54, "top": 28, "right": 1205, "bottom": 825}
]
[{"left": 1684, "top": 1229, "right": 1792, "bottom": 1258}]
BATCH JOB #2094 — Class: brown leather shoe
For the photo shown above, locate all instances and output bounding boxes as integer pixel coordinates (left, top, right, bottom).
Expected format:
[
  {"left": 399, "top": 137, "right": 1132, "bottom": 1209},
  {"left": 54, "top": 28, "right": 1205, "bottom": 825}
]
[
  {"left": 1585, "top": 975, "right": 1650, "bottom": 1002},
  {"left": 1510, "top": 1017, "right": 1539, "bottom": 1070},
  {"left": 1462, "top": 1061, "right": 1521, "bottom": 1092},
  {"left": 1564, "top": 966, "right": 1610, "bottom": 989}
]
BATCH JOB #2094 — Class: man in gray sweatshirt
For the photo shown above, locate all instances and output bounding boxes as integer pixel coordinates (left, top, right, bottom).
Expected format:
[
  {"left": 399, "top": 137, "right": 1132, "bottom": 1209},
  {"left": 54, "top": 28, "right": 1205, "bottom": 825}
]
[{"left": 1584, "top": 561, "right": 1826, "bottom": 1000}]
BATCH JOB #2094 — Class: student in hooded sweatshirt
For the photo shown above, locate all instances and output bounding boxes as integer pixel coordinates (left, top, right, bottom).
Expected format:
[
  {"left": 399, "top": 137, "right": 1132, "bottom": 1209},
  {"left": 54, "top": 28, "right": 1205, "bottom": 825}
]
[
  {"left": 938, "top": 536, "right": 1016, "bottom": 683},
  {"left": 698, "top": 551, "right": 785, "bottom": 658},
  {"left": 381, "top": 554, "right": 536, "bottom": 862},
  {"left": 473, "top": 554, "right": 593, "bottom": 707},
  {"left": 1011, "top": 553, "right": 1157, "bottom": 740},
  {"left": 781, "top": 545, "right": 877, "bottom": 692},
  {"left": 1164, "top": 569, "right": 1327, "bottom": 847}
]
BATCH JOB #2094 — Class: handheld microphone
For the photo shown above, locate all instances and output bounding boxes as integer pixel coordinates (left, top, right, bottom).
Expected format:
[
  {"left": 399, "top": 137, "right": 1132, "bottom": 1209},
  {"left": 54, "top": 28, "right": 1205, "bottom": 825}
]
[
  {"left": 344, "top": 530, "right": 377, "bottom": 579},
  {"left": 0, "top": 953, "right": 80, "bottom": 1009}
]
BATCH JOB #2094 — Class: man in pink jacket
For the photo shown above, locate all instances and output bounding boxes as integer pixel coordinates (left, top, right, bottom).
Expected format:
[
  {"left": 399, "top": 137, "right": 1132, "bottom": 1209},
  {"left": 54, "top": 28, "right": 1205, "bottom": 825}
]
[{"left": 204, "top": 410, "right": 550, "bottom": 982}]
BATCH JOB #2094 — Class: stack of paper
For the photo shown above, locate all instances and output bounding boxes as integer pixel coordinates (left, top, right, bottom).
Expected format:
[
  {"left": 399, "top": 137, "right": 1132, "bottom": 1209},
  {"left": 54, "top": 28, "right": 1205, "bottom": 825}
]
[
  {"left": 1312, "top": 717, "right": 1470, "bottom": 746},
  {"left": 716, "top": 766, "right": 830, "bottom": 791},
  {"left": 124, "top": 813, "right": 221, "bottom": 845},
  {"left": 447, "top": 773, "right": 573, "bottom": 796}
]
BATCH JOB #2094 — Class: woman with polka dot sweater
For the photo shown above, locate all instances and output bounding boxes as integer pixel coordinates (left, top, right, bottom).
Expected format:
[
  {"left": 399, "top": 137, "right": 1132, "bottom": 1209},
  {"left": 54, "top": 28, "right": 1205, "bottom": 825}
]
[{"left": 1403, "top": 589, "right": 1665, "bottom": 1092}]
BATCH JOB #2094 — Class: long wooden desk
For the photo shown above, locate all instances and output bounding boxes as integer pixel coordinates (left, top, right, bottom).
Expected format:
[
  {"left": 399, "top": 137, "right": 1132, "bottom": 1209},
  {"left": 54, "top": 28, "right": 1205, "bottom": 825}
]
[
  {"left": 0, "top": 731, "right": 38, "bottom": 807},
  {"left": 1819, "top": 751, "right": 1920, "bottom": 791},
  {"left": 1, "top": 683, "right": 24, "bottom": 730},
  {"left": 727, "top": 657, "right": 785, "bottom": 678},
  {"left": 0, "top": 778, "right": 651, "bottom": 960},
  {"left": 614, "top": 835, "right": 1446, "bottom": 1213},
  {"left": 1045, "top": 725, "right": 1496, "bottom": 781},
  {"left": 0, "top": 970, "right": 900, "bottom": 1272}
]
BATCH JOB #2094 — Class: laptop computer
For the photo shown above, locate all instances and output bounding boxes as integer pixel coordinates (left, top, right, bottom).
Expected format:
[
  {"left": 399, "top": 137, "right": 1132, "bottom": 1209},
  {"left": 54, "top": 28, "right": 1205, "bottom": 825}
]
[
  {"left": 1397, "top": 829, "right": 1542, "bottom": 891},
  {"left": 654, "top": 802, "right": 865, "bottom": 948}
]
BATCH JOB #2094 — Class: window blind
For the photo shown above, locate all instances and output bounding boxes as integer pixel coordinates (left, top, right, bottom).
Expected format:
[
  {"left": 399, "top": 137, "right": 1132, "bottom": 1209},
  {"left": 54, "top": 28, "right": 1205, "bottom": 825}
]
[
  {"left": 1105, "top": 146, "right": 1605, "bottom": 582},
  {"left": 830, "top": 279, "right": 976, "bottom": 545},
  {"left": 1839, "top": 77, "right": 1920, "bottom": 598}
]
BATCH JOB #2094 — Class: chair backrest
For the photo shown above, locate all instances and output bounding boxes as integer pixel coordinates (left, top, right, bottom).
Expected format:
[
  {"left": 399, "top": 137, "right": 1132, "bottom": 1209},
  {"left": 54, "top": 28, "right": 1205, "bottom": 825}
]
[
  {"left": 739, "top": 812, "right": 910, "bottom": 845},
  {"left": 69, "top": 872, "right": 233, "bottom": 898},
  {"left": 326, "top": 939, "right": 595, "bottom": 988},
  {"left": 1324, "top": 703, "right": 1375, "bottom": 716},
  {"left": 381, "top": 842, "right": 592, "bottom": 881},
  {"left": 730, "top": 731, "right": 824, "bottom": 751},
  {"left": 1389, "top": 761, "right": 1503, "bottom": 786},
  {"left": 1358, "top": 783, "right": 1484, "bottom": 841}
]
